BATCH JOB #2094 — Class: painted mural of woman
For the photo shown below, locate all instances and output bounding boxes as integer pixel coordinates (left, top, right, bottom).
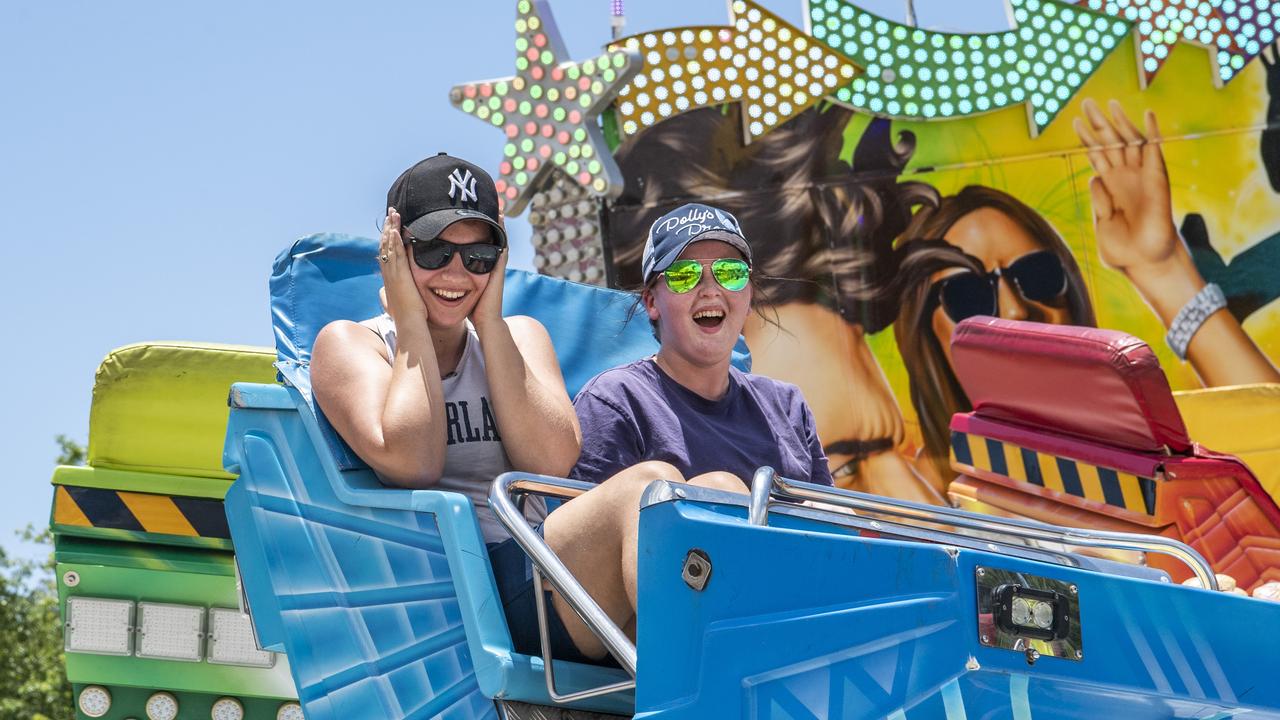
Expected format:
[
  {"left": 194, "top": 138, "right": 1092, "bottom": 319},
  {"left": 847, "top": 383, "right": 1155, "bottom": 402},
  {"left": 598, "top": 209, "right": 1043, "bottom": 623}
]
[
  {"left": 607, "top": 104, "right": 947, "bottom": 504},
  {"left": 605, "top": 97, "right": 1279, "bottom": 499},
  {"left": 895, "top": 99, "right": 1280, "bottom": 485},
  {"left": 893, "top": 187, "right": 1097, "bottom": 485}
]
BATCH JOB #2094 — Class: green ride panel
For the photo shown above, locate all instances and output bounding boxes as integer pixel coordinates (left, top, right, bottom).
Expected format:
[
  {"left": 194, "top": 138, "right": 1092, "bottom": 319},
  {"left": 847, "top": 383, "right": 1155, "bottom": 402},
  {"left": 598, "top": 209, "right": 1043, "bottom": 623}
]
[{"left": 59, "top": 561, "right": 296, "bottom": 700}]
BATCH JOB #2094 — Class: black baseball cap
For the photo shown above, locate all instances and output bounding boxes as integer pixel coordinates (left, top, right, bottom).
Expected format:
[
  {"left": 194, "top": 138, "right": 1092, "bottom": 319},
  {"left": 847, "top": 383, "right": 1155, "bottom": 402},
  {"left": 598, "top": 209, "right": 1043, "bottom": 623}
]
[{"left": 386, "top": 153, "right": 506, "bottom": 247}]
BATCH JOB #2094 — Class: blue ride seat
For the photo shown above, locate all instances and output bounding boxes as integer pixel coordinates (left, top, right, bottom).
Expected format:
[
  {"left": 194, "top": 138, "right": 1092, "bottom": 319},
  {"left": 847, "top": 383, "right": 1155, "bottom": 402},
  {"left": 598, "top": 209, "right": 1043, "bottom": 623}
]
[{"left": 223, "top": 232, "right": 752, "bottom": 719}]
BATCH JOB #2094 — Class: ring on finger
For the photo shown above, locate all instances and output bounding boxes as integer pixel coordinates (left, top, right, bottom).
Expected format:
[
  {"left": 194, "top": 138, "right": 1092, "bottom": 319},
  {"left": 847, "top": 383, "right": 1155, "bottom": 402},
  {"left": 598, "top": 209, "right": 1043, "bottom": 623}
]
[{"left": 378, "top": 253, "right": 390, "bottom": 263}]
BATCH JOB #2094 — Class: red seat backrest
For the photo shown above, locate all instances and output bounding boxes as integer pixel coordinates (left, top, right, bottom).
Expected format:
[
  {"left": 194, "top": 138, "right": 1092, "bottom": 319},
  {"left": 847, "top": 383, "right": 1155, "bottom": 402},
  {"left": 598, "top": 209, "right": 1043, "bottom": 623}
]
[{"left": 950, "top": 318, "right": 1191, "bottom": 454}]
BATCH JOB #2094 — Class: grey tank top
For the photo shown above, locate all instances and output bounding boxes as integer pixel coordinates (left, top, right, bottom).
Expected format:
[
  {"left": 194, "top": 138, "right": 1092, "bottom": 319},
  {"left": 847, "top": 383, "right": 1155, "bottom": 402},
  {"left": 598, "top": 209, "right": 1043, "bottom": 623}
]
[{"left": 359, "top": 314, "right": 547, "bottom": 544}]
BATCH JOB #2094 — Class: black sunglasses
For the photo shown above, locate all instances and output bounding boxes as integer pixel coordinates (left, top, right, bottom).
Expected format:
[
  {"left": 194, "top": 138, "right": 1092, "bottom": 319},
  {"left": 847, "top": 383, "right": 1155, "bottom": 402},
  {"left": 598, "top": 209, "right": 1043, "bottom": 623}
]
[
  {"left": 405, "top": 236, "right": 502, "bottom": 275},
  {"left": 931, "top": 250, "right": 1068, "bottom": 323}
]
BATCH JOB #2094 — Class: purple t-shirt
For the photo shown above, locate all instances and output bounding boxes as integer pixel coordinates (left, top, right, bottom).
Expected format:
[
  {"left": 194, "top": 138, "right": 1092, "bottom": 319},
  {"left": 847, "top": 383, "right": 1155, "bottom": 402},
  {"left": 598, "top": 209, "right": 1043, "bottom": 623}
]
[{"left": 569, "top": 359, "right": 833, "bottom": 487}]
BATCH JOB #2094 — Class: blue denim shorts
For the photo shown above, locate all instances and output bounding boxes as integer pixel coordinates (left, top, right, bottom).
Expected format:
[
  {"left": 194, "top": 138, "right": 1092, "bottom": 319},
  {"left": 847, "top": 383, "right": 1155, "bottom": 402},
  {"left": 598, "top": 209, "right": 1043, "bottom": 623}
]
[{"left": 487, "top": 526, "right": 620, "bottom": 668}]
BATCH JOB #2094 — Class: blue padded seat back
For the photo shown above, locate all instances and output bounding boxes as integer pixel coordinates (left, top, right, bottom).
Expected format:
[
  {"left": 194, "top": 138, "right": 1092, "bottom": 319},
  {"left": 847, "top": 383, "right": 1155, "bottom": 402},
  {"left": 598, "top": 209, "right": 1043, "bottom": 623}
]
[{"left": 269, "top": 232, "right": 750, "bottom": 469}]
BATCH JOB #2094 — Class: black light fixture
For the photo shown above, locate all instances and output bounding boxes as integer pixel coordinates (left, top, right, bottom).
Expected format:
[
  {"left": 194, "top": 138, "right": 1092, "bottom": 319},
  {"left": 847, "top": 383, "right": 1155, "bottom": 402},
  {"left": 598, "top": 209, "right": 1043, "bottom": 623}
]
[{"left": 992, "top": 584, "right": 1070, "bottom": 642}]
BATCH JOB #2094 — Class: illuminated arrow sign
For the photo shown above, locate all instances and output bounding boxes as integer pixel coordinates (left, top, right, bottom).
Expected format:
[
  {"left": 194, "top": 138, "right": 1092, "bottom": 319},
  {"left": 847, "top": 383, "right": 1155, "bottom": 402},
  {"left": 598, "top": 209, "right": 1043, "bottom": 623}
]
[
  {"left": 809, "top": 0, "right": 1132, "bottom": 135},
  {"left": 1074, "top": 0, "right": 1243, "bottom": 86},
  {"left": 611, "top": 0, "right": 860, "bottom": 143}
]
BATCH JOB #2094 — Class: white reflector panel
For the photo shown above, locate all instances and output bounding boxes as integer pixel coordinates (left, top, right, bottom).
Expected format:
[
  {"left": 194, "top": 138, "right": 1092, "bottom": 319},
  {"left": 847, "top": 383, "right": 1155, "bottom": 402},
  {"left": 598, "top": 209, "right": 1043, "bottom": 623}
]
[
  {"left": 136, "top": 602, "right": 204, "bottom": 662},
  {"left": 65, "top": 597, "right": 134, "bottom": 656},
  {"left": 208, "top": 607, "right": 275, "bottom": 668}
]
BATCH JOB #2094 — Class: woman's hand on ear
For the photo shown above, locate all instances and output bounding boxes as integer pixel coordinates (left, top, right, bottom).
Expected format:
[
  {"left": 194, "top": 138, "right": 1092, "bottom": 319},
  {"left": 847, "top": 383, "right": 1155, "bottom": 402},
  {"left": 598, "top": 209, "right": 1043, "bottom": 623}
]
[
  {"left": 380, "top": 208, "right": 428, "bottom": 325},
  {"left": 472, "top": 245, "right": 508, "bottom": 333}
]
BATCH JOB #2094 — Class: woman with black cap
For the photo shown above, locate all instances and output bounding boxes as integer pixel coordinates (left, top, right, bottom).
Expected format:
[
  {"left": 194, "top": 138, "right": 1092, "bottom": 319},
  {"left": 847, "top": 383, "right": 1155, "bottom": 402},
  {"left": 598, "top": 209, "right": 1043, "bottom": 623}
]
[{"left": 311, "top": 153, "right": 579, "bottom": 547}]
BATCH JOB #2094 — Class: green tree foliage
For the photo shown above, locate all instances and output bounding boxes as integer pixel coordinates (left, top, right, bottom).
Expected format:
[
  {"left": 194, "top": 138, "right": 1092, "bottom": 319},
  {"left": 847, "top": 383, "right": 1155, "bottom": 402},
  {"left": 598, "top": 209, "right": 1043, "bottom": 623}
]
[
  {"left": 54, "top": 435, "right": 86, "bottom": 467},
  {"left": 0, "top": 435, "right": 84, "bottom": 719},
  {"left": 0, "top": 527, "right": 73, "bottom": 720}
]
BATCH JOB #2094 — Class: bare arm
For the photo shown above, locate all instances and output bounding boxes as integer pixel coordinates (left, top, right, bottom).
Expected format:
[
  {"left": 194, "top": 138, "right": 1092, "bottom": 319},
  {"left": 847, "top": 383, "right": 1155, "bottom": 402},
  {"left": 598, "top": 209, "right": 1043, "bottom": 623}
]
[
  {"left": 1074, "top": 99, "right": 1280, "bottom": 386},
  {"left": 311, "top": 209, "right": 450, "bottom": 486},
  {"left": 471, "top": 253, "right": 581, "bottom": 476}
]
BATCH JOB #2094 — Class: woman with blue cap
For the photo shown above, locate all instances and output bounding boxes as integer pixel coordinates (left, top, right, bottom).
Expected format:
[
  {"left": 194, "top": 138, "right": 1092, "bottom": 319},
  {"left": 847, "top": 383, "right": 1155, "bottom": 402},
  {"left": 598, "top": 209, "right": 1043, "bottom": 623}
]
[{"left": 490, "top": 201, "right": 835, "bottom": 663}]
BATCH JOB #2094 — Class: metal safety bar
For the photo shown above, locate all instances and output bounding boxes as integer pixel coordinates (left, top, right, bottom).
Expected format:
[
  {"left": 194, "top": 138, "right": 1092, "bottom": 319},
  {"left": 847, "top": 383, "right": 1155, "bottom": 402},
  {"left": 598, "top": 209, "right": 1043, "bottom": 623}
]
[
  {"left": 489, "top": 472, "right": 638, "bottom": 703},
  {"left": 747, "top": 466, "right": 1220, "bottom": 591}
]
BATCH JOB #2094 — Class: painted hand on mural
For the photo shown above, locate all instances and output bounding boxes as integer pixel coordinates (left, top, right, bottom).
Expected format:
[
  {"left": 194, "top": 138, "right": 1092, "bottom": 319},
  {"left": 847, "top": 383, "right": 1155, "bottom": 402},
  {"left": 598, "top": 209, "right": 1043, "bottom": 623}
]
[
  {"left": 1073, "top": 99, "right": 1194, "bottom": 311},
  {"left": 1076, "top": 100, "right": 1280, "bottom": 386}
]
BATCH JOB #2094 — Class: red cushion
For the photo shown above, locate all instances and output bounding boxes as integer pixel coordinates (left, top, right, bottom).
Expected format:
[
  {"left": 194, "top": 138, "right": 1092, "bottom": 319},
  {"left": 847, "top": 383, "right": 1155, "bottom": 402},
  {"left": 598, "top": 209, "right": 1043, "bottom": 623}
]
[{"left": 951, "top": 318, "right": 1191, "bottom": 454}]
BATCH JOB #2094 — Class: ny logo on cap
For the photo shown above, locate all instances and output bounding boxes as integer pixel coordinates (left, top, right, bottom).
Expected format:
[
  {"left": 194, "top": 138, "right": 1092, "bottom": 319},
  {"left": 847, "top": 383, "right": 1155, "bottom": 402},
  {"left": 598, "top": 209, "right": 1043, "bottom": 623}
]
[{"left": 448, "top": 168, "right": 478, "bottom": 204}]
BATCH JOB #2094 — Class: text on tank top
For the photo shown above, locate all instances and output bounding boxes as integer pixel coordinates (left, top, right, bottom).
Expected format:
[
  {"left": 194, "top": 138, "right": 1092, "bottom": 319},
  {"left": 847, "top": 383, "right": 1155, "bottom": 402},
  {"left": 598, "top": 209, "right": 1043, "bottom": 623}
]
[{"left": 358, "top": 314, "right": 548, "bottom": 543}]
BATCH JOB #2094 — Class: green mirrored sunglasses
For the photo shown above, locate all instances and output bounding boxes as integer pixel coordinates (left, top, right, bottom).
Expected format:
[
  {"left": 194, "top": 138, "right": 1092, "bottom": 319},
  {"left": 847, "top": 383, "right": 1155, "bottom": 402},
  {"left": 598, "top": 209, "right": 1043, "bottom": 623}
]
[{"left": 662, "top": 258, "right": 751, "bottom": 294}]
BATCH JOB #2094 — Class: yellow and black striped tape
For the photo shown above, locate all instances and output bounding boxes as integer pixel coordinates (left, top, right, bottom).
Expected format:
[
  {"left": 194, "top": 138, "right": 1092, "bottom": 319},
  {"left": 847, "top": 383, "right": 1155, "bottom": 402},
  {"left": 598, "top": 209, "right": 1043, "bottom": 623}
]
[
  {"left": 951, "top": 431, "right": 1157, "bottom": 516},
  {"left": 54, "top": 486, "right": 230, "bottom": 540}
]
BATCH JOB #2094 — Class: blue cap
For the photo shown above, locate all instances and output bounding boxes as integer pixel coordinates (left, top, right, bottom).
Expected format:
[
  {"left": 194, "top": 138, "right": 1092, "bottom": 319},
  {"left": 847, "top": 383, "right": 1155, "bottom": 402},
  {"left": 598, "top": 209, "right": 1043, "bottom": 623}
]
[{"left": 640, "top": 203, "right": 753, "bottom": 285}]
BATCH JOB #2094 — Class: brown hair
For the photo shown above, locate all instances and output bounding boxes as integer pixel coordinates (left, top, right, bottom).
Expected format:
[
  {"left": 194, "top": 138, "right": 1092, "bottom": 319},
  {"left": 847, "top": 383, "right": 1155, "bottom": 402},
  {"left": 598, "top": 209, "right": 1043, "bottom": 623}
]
[
  {"left": 895, "top": 185, "right": 1096, "bottom": 479},
  {"left": 608, "top": 105, "right": 938, "bottom": 334}
]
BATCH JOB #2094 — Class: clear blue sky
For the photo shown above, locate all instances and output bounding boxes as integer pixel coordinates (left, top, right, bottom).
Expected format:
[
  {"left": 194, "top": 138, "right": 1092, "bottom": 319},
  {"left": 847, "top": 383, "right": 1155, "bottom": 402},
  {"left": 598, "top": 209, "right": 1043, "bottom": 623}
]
[{"left": 0, "top": 0, "right": 1009, "bottom": 560}]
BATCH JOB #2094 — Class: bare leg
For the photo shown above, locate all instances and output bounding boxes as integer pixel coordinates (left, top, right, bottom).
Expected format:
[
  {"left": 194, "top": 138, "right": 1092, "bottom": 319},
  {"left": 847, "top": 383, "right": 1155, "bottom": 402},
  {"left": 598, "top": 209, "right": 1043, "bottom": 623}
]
[
  {"left": 687, "top": 471, "right": 748, "bottom": 493},
  {"left": 540, "top": 467, "right": 749, "bottom": 660},
  {"left": 542, "top": 460, "right": 684, "bottom": 659}
]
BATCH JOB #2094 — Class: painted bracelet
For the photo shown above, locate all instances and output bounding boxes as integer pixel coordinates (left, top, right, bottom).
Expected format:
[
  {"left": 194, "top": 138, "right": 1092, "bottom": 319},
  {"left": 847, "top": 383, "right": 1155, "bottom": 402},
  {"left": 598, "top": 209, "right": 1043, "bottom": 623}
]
[{"left": 1164, "top": 282, "right": 1226, "bottom": 361}]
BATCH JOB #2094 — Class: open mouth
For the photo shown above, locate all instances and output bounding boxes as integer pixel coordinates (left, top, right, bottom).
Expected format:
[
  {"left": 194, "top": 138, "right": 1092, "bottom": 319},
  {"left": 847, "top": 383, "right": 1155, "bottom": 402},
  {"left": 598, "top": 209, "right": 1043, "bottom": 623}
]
[
  {"left": 693, "top": 309, "right": 725, "bottom": 329},
  {"left": 431, "top": 288, "right": 468, "bottom": 306}
]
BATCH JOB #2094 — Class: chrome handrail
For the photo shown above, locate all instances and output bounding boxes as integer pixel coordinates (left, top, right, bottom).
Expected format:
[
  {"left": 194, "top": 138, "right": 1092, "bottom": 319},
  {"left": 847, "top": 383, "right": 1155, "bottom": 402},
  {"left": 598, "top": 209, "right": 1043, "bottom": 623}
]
[
  {"left": 489, "top": 472, "right": 638, "bottom": 693},
  {"left": 747, "top": 466, "right": 774, "bottom": 526},
  {"left": 748, "top": 466, "right": 1220, "bottom": 591},
  {"left": 531, "top": 567, "right": 636, "bottom": 703}
]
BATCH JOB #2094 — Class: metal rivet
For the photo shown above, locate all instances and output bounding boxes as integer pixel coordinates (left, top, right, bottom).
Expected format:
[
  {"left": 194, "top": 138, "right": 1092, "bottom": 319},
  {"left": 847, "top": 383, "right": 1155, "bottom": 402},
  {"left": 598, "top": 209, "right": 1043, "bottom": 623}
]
[
  {"left": 1069, "top": 584, "right": 1078, "bottom": 595},
  {"left": 1075, "top": 649, "right": 1083, "bottom": 660},
  {"left": 980, "top": 634, "right": 990, "bottom": 644},
  {"left": 1025, "top": 648, "right": 1040, "bottom": 666},
  {"left": 682, "top": 549, "right": 712, "bottom": 592},
  {"left": 976, "top": 567, "right": 986, "bottom": 577},
  {"left": 63, "top": 571, "right": 80, "bottom": 588}
]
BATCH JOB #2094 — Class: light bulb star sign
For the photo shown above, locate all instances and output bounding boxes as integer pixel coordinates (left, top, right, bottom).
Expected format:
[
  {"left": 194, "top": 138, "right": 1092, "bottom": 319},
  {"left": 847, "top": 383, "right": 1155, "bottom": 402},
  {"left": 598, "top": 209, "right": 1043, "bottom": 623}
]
[
  {"left": 1208, "top": 0, "right": 1280, "bottom": 81},
  {"left": 1073, "top": 0, "right": 1246, "bottom": 86},
  {"left": 810, "top": 0, "right": 1132, "bottom": 136},
  {"left": 611, "top": 0, "right": 860, "bottom": 144},
  {"left": 449, "top": 0, "right": 640, "bottom": 216}
]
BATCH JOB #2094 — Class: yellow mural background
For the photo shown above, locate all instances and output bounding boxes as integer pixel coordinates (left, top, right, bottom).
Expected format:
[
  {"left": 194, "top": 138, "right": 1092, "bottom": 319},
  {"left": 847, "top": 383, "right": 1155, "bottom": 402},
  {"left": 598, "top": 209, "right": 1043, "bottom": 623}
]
[{"left": 854, "top": 35, "right": 1280, "bottom": 449}]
